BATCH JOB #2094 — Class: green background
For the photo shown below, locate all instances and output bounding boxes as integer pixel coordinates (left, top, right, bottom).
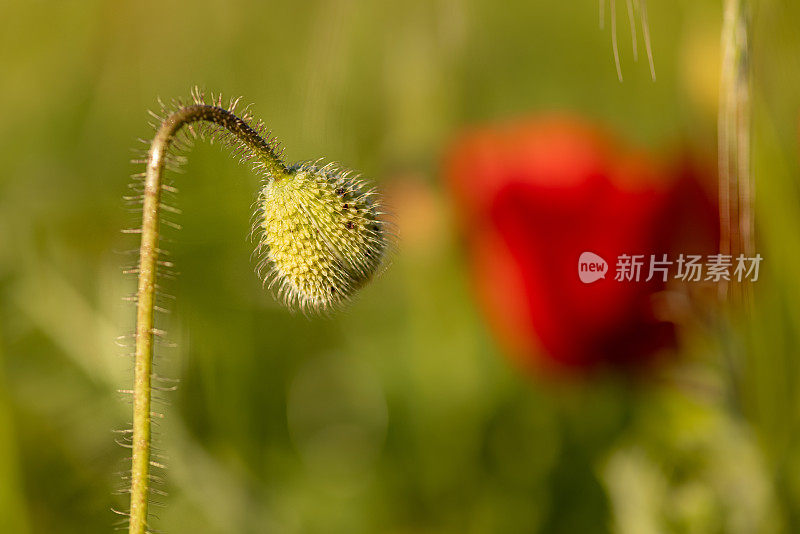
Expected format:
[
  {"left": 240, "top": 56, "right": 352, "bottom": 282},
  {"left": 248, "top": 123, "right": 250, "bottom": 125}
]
[{"left": 0, "top": 0, "right": 799, "bottom": 532}]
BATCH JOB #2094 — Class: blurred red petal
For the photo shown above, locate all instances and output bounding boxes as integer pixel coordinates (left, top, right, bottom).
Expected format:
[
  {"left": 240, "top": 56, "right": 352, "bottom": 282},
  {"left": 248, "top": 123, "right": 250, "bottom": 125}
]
[{"left": 445, "top": 116, "right": 717, "bottom": 373}]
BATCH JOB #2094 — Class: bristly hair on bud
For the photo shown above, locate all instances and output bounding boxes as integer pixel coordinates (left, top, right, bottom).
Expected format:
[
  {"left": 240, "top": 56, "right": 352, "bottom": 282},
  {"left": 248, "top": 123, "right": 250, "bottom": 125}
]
[{"left": 255, "top": 161, "right": 390, "bottom": 312}]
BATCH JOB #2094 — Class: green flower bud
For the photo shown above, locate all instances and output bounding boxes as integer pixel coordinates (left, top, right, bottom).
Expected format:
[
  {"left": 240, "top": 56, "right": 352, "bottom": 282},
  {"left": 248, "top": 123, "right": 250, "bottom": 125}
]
[{"left": 258, "top": 161, "right": 388, "bottom": 312}]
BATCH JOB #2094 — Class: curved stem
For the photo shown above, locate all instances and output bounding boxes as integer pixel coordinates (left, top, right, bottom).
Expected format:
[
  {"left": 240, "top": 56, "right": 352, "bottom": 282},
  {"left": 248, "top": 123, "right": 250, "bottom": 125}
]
[{"left": 129, "top": 104, "right": 285, "bottom": 534}]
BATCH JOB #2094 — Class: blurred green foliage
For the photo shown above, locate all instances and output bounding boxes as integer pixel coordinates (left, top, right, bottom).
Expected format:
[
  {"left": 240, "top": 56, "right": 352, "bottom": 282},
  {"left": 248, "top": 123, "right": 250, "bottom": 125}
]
[{"left": 0, "top": 0, "right": 798, "bottom": 533}]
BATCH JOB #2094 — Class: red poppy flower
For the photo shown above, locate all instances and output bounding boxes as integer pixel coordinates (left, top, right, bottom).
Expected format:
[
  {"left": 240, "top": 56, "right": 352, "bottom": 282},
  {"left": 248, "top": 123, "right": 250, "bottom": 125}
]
[{"left": 445, "top": 117, "right": 717, "bottom": 372}]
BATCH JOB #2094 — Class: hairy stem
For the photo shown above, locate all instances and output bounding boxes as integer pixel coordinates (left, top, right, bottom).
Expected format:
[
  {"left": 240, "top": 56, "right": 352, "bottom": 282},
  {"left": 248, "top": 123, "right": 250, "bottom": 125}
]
[{"left": 129, "top": 104, "right": 285, "bottom": 534}]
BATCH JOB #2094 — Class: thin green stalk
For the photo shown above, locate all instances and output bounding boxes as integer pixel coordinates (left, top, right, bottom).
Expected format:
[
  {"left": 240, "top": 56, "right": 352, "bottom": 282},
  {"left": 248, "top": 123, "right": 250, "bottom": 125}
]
[
  {"left": 716, "top": 0, "right": 752, "bottom": 417},
  {"left": 129, "top": 104, "right": 286, "bottom": 534},
  {"left": 718, "top": 0, "right": 753, "bottom": 303}
]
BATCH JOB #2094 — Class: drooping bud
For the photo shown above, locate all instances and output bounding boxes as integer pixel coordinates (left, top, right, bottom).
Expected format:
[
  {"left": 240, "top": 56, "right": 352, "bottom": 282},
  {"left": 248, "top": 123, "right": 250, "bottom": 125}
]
[{"left": 257, "top": 161, "right": 389, "bottom": 312}]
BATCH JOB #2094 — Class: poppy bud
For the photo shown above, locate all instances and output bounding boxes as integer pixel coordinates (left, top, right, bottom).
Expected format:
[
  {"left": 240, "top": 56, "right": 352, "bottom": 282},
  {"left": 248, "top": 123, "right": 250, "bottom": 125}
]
[{"left": 258, "top": 162, "right": 389, "bottom": 312}]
